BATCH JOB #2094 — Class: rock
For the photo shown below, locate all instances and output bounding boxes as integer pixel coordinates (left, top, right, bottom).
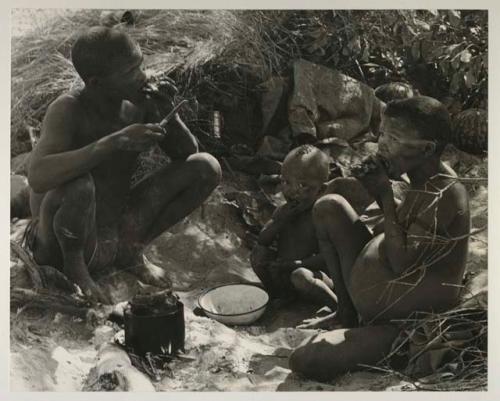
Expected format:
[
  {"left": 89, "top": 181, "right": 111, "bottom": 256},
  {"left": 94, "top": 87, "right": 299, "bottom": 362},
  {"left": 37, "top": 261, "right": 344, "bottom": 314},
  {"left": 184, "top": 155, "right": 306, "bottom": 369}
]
[
  {"left": 260, "top": 77, "right": 289, "bottom": 135},
  {"left": 92, "top": 326, "right": 116, "bottom": 348},
  {"left": 451, "top": 108, "right": 487, "bottom": 155},
  {"left": 11, "top": 174, "right": 31, "bottom": 219},
  {"left": 11, "top": 152, "right": 31, "bottom": 176},
  {"left": 374, "top": 82, "right": 416, "bottom": 103},
  {"left": 324, "top": 140, "right": 378, "bottom": 178},
  {"left": 256, "top": 136, "right": 289, "bottom": 161},
  {"left": 288, "top": 59, "right": 379, "bottom": 142}
]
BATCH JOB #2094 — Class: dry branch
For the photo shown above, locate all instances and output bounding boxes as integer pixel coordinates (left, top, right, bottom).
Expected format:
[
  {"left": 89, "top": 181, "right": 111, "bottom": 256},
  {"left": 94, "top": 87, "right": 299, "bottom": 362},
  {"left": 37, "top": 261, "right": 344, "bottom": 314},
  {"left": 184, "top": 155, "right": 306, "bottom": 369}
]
[
  {"left": 11, "top": 287, "right": 90, "bottom": 318},
  {"left": 83, "top": 343, "right": 155, "bottom": 391}
]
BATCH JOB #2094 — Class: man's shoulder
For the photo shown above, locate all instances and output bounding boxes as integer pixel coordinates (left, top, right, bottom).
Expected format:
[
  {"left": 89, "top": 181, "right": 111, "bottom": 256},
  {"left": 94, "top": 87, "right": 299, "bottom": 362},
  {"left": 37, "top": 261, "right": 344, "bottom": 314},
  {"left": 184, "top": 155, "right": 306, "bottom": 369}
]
[
  {"left": 47, "top": 91, "right": 84, "bottom": 118},
  {"left": 436, "top": 177, "right": 469, "bottom": 222}
]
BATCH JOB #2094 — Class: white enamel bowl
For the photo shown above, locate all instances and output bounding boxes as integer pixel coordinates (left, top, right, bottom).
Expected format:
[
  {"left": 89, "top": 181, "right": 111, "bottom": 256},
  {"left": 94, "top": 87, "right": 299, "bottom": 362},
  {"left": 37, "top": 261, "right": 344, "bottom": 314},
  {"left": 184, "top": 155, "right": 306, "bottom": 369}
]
[{"left": 198, "top": 284, "right": 269, "bottom": 325}]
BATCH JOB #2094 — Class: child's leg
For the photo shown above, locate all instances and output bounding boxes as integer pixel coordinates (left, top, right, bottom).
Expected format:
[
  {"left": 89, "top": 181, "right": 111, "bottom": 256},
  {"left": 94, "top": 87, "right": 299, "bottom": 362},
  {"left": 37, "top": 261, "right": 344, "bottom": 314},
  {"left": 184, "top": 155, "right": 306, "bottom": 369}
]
[
  {"left": 250, "top": 244, "right": 284, "bottom": 298},
  {"left": 289, "top": 324, "right": 399, "bottom": 381},
  {"left": 290, "top": 267, "right": 337, "bottom": 310}
]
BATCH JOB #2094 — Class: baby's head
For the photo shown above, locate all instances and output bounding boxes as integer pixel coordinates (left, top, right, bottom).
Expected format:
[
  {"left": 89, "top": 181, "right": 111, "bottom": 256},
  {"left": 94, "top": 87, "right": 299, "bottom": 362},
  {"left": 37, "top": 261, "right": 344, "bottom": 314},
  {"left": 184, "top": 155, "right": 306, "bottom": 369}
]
[{"left": 280, "top": 145, "right": 330, "bottom": 204}]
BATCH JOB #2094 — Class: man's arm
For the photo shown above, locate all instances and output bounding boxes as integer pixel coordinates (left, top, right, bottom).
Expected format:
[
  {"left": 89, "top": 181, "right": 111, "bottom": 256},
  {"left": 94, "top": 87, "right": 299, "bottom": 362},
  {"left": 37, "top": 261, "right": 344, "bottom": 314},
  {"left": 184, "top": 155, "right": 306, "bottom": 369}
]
[
  {"left": 143, "top": 99, "right": 198, "bottom": 160},
  {"left": 28, "top": 96, "right": 115, "bottom": 193},
  {"left": 29, "top": 95, "right": 165, "bottom": 193},
  {"left": 158, "top": 113, "right": 199, "bottom": 160}
]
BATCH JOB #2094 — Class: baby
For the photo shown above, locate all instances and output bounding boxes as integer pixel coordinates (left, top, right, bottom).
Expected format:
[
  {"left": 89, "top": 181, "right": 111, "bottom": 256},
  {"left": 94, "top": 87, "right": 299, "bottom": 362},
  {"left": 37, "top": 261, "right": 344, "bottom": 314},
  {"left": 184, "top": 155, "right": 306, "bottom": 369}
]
[{"left": 250, "top": 145, "right": 337, "bottom": 311}]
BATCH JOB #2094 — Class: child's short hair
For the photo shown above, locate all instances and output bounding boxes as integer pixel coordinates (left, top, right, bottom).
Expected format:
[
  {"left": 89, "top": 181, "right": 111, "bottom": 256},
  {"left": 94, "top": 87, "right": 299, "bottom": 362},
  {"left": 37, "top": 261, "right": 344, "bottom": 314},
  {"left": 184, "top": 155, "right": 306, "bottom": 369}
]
[
  {"left": 384, "top": 96, "right": 451, "bottom": 153},
  {"left": 284, "top": 145, "right": 330, "bottom": 182},
  {"left": 71, "top": 27, "right": 140, "bottom": 82}
]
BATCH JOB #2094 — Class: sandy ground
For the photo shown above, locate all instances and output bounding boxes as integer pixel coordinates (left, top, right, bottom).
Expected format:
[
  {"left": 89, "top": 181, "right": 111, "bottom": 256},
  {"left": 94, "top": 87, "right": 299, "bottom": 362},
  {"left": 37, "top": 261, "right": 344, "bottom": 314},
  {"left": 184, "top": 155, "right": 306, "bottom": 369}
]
[{"left": 9, "top": 149, "right": 487, "bottom": 392}]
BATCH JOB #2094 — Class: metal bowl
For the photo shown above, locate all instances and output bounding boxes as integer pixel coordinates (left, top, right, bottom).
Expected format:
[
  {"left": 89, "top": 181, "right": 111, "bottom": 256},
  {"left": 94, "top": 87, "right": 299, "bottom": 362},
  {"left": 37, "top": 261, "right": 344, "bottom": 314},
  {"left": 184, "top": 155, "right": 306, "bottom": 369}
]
[{"left": 198, "top": 283, "right": 269, "bottom": 326}]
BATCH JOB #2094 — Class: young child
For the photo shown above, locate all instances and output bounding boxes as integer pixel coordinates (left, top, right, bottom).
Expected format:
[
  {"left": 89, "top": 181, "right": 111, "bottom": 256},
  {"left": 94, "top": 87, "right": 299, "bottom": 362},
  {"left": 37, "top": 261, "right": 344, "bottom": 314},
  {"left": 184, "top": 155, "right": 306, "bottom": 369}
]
[
  {"left": 250, "top": 145, "right": 337, "bottom": 311},
  {"left": 289, "top": 96, "right": 471, "bottom": 381}
]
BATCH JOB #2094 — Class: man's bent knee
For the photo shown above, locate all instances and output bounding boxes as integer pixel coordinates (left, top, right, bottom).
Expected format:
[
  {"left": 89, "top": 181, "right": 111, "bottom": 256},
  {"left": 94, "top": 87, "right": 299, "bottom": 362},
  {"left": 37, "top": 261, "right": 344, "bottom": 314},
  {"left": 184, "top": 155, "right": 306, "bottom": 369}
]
[
  {"left": 41, "top": 173, "right": 95, "bottom": 214},
  {"left": 187, "top": 153, "right": 222, "bottom": 188}
]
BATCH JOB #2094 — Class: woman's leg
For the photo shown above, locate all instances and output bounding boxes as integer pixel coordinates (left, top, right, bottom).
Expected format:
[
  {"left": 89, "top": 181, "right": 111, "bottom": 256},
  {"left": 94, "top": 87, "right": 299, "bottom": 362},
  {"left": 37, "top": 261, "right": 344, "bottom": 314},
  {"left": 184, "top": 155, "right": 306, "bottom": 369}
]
[
  {"left": 313, "top": 194, "right": 372, "bottom": 327},
  {"left": 289, "top": 324, "right": 399, "bottom": 381}
]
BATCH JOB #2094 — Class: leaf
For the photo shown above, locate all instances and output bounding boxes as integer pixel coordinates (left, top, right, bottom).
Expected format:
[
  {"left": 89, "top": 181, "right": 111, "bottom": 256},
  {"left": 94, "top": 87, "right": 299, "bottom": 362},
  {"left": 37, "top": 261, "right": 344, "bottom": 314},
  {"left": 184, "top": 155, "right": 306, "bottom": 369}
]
[
  {"left": 430, "top": 45, "right": 446, "bottom": 60},
  {"left": 413, "top": 18, "right": 431, "bottom": 31},
  {"left": 464, "top": 69, "right": 476, "bottom": 89},
  {"left": 362, "top": 62, "right": 382, "bottom": 68},
  {"left": 446, "top": 43, "right": 464, "bottom": 56},
  {"left": 460, "top": 49, "right": 472, "bottom": 63},
  {"left": 411, "top": 41, "right": 421, "bottom": 60},
  {"left": 428, "top": 9, "right": 439, "bottom": 17},
  {"left": 451, "top": 54, "right": 461, "bottom": 70},
  {"left": 450, "top": 72, "right": 463, "bottom": 94},
  {"left": 447, "top": 10, "right": 461, "bottom": 27},
  {"left": 420, "top": 40, "right": 433, "bottom": 61},
  {"left": 361, "top": 40, "right": 370, "bottom": 62},
  {"left": 439, "top": 60, "right": 449, "bottom": 75},
  {"left": 349, "top": 36, "right": 362, "bottom": 55}
]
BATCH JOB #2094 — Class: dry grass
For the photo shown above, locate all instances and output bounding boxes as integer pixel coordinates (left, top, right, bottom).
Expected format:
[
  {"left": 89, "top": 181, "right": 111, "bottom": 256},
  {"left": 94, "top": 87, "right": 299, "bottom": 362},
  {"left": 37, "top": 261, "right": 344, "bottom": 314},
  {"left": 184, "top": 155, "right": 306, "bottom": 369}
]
[
  {"left": 363, "top": 303, "right": 487, "bottom": 391},
  {"left": 11, "top": 9, "right": 291, "bottom": 156}
]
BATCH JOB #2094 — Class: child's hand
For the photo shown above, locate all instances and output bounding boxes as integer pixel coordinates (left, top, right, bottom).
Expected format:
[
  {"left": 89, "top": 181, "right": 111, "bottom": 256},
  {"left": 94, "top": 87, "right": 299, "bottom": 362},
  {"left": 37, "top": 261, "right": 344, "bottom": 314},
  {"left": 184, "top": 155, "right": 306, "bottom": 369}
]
[
  {"left": 272, "top": 203, "right": 300, "bottom": 222},
  {"left": 270, "top": 259, "right": 302, "bottom": 272},
  {"left": 273, "top": 199, "right": 313, "bottom": 222}
]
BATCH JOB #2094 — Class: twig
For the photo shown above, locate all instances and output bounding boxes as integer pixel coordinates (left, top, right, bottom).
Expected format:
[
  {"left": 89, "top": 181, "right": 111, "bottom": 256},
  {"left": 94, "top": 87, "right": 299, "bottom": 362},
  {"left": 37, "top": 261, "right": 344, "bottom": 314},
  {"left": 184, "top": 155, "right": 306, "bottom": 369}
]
[
  {"left": 10, "top": 240, "right": 44, "bottom": 289},
  {"left": 11, "top": 287, "right": 90, "bottom": 318}
]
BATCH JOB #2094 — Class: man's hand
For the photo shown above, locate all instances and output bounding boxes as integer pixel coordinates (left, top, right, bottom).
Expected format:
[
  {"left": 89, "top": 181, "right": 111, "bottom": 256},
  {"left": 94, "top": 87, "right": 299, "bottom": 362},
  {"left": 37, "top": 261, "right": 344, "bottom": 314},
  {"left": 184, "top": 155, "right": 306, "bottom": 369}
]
[
  {"left": 354, "top": 156, "right": 392, "bottom": 199},
  {"left": 107, "top": 123, "right": 165, "bottom": 152}
]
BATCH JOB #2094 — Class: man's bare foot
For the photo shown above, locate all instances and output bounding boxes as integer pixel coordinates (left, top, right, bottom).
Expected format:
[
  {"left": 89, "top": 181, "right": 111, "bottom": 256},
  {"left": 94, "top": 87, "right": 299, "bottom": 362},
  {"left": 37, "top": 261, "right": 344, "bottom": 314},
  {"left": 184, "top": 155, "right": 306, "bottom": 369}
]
[
  {"left": 128, "top": 255, "right": 172, "bottom": 289},
  {"left": 74, "top": 274, "right": 113, "bottom": 305}
]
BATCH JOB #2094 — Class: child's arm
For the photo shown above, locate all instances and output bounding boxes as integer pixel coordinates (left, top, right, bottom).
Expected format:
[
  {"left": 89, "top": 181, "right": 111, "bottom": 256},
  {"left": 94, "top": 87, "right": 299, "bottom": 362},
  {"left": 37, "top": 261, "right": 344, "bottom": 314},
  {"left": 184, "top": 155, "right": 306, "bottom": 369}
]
[
  {"left": 258, "top": 219, "right": 284, "bottom": 246},
  {"left": 257, "top": 203, "right": 300, "bottom": 246}
]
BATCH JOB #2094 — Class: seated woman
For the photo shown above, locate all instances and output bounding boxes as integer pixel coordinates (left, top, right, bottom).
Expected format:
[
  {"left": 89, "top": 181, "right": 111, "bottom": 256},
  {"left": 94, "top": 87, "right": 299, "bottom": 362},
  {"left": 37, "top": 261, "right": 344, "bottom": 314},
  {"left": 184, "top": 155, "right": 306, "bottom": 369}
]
[{"left": 289, "top": 96, "right": 470, "bottom": 381}]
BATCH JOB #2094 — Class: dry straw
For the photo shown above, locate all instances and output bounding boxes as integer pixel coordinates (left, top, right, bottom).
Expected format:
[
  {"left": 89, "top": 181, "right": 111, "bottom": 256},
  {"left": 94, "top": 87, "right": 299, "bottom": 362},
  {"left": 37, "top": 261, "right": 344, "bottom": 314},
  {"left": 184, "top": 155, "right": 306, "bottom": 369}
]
[{"left": 11, "top": 9, "right": 290, "bottom": 156}]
